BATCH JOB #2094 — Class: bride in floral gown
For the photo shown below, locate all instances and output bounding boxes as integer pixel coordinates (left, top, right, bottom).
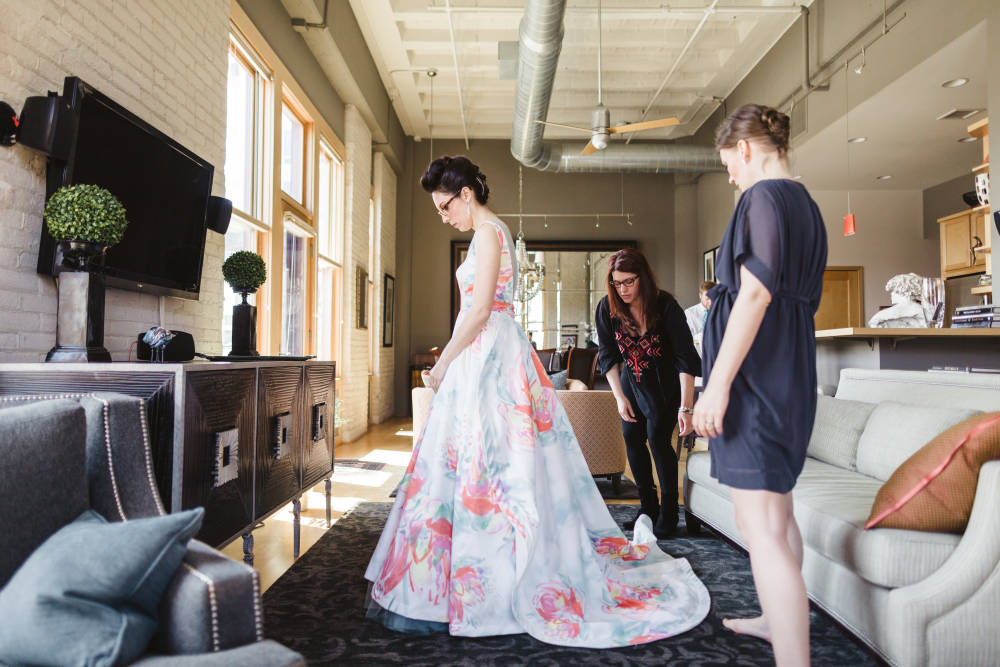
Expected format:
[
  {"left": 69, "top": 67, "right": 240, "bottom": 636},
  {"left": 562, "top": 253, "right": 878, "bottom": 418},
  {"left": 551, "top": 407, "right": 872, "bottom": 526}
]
[{"left": 364, "top": 156, "right": 710, "bottom": 648}]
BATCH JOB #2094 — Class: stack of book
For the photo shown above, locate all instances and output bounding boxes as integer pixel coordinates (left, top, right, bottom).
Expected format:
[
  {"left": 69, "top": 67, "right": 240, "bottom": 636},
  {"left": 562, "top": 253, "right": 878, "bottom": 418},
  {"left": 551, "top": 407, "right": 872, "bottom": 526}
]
[{"left": 951, "top": 304, "right": 1000, "bottom": 328}]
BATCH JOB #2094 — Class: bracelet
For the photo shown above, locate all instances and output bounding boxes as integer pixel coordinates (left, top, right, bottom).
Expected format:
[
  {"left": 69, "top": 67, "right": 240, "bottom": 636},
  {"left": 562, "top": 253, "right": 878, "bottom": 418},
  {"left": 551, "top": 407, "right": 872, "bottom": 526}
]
[{"left": 678, "top": 407, "right": 694, "bottom": 414}]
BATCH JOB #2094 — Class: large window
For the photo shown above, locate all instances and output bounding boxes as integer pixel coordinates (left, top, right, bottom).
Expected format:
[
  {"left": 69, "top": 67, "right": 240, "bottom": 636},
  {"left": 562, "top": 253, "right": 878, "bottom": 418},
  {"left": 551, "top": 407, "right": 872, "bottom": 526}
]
[
  {"left": 280, "top": 102, "right": 307, "bottom": 204},
  {"left": 281, "top": 215, "right": 312, "bottom": 356},
  {"left": 316, "top": 140, "right": 344, "bottom": 363}
]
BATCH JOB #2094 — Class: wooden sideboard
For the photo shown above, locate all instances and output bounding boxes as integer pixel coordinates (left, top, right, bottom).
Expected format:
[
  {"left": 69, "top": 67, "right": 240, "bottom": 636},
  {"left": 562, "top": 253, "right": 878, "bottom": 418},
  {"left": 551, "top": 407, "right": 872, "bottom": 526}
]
[{"left": 0, "top": 360, "right": 335, "bottom": 561}]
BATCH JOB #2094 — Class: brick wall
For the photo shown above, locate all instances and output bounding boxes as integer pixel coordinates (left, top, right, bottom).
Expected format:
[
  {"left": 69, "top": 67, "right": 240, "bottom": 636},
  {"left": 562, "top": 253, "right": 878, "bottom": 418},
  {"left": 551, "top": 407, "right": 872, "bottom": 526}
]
[
  {"left": 340, "top": 105, "right": 372, "bottom": 441},
  {"left": 0, "top": 0, "right": 229, "bottom": 361},
  {"left": 371, "top": 151, "right": 396, "bottom": 422}
]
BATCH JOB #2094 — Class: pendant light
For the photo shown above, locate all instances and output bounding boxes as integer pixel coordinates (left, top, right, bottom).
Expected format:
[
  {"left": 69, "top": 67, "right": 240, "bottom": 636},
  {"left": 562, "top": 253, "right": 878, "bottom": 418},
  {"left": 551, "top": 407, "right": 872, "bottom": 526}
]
[{"left": 843, "top": 62, "right": 856, "bottom": 237}]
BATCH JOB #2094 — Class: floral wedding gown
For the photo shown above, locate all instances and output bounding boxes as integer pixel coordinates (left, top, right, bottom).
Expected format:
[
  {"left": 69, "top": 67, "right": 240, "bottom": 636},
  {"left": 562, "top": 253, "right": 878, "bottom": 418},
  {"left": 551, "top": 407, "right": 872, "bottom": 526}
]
[{"left": 364, "top": 219, "right": 710, "bottom": 647}]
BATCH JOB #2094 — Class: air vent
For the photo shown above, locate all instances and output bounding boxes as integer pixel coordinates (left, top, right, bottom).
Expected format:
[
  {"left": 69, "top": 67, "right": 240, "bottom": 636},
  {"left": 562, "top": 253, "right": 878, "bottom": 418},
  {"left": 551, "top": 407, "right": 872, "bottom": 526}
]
[
  {"left": 789, "top": 102, "right": 807, "bottom": 140},
  {"left": 936, "top": 108, "right": 982, "bottom": 121}
]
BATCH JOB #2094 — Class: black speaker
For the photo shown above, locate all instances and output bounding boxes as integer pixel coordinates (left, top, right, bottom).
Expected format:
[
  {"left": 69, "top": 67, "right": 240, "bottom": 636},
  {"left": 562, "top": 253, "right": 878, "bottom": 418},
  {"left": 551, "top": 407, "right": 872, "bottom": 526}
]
[
  {"left": 207, "top": 196, "right": 232, "bottom": 234},
  {"left": 136, "top": 330, "right": 195, "bottom": 362},
  {"left": 16, "top": 93, "right": 60, "bottom": 155}
]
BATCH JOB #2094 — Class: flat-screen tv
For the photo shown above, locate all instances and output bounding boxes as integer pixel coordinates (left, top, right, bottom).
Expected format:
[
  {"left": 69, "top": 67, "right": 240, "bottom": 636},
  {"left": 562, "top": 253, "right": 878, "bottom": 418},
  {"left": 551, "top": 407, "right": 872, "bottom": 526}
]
[{"left": 37, "top": 77, "right": 214, "bottom": 300}]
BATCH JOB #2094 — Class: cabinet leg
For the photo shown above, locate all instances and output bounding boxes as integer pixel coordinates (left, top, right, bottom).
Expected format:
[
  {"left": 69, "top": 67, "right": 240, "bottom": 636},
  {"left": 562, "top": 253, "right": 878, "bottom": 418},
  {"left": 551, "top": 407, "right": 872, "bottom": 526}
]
[
  {"left": 292, "top": 497, "right": 301, "bottom": 559},
  {"left": 242, "top": 531, "right": 254, "bottom": 566},
  {"left": 324, "top": 477, "right": 332, "bottom": 527}
]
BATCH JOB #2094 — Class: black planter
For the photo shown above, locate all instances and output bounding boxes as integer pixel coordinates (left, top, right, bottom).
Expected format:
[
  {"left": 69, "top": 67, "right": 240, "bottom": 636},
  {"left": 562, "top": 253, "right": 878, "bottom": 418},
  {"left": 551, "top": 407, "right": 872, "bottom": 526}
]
[
  {"left": 46, "top": 241, "right": 111, "bottom": 362},
  {"left": 230, "top": 290, "right": 259, "bottom": 357}
]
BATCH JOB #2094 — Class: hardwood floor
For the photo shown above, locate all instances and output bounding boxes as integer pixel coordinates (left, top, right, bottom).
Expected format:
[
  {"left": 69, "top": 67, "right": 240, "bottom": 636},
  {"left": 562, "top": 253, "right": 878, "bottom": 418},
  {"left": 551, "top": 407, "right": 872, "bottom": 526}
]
[{"left": 222, "top": 416, "right": 702, "bottom": 592}]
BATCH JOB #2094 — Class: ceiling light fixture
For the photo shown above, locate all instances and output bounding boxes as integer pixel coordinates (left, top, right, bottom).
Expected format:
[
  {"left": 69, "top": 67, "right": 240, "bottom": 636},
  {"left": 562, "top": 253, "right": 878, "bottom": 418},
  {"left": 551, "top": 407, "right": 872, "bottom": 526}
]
[
  {"left": 941, "top": 77, "right": 969, "bottom": 88},
  {"left": 848, "top": 136, "right": 867, "bottom": 143},
  {"left": 876, "top": 175, "right": 893, "bottom": 180}
]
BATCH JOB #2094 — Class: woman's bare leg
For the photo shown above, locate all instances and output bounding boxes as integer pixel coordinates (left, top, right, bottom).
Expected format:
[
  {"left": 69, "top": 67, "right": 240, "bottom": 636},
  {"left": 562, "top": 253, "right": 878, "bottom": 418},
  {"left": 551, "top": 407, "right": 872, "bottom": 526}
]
[{"left": 723, "top": 488, "right": 809, "bottom": 667}]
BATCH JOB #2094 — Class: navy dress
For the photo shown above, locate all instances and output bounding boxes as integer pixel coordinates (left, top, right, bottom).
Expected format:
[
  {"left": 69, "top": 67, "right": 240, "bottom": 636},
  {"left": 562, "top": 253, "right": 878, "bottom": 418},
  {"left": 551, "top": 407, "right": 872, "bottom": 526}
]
[{"left": 702, "top": 179, "right": 828, "bottom": 493}]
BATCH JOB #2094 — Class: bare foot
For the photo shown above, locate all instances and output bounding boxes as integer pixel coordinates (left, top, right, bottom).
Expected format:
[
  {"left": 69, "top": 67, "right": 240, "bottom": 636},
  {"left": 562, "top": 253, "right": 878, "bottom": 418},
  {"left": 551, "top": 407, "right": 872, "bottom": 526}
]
[{"left": 723, "top": 615, "right": 771, "bottom": 642}]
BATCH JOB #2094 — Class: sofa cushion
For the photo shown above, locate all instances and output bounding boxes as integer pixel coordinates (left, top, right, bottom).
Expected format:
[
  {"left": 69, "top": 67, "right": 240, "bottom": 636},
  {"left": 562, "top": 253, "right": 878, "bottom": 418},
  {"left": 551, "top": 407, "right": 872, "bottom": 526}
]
[
  {"left": 866, "top": 413, "right": 1000, "bottom": 533},
  {"left": 855, "top": 402, "right": 980, "bottom": 482},
  {"left": 685, "top": 452, "right": 960, "bottom": 588},
  {"left": 0, "top": 398, "right": 88, "bottom": 588},
  {"left": 806, "top": 396, "right": 877, "bottom": 470},
  {"left": 0, "top": 507, "right": 204, "bottom": 667}
]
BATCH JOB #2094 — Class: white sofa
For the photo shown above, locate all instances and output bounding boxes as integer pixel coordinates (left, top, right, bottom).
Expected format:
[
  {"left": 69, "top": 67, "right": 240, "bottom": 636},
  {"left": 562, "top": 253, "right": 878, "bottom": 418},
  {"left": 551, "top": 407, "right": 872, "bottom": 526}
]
[{"left": 683, "top": 368, "right": 1000, "bottom": 667}]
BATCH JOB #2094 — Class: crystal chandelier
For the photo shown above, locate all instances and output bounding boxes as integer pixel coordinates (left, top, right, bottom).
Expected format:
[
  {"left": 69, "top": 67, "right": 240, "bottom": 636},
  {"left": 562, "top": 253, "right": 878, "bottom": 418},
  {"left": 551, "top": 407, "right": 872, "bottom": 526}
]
[{"left": 514, "top": 229, "right": 544, "bottom": 303}]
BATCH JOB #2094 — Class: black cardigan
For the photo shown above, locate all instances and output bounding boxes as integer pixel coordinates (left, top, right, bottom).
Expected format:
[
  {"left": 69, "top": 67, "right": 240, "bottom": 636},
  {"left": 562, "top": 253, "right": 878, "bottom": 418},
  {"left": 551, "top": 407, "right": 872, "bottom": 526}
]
[{"left": 595, "top": 291, "right": 701, "bottom": 417}]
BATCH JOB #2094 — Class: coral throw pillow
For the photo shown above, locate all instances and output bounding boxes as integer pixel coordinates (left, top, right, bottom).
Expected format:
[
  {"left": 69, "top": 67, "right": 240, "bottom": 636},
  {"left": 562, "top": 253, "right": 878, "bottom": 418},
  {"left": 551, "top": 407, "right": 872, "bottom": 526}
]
[{"left": 866, "top": 413, "right": 1000, "bottom": 533}]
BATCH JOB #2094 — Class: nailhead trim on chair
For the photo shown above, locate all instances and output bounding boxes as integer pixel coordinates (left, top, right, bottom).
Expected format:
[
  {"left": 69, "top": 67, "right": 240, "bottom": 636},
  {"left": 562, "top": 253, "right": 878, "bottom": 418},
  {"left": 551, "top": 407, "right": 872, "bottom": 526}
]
[
  {"left": 0, "top": 393, "right": 127, "bottom": 520},
  {"left": 137, "top": 400, "right": 166, "bottom": 516},
  {"left": 250, "top": 567, "right": 263, "bottom": 641},
  {"left": 182, "top": 562, "right": 220, "bottom": 652}
]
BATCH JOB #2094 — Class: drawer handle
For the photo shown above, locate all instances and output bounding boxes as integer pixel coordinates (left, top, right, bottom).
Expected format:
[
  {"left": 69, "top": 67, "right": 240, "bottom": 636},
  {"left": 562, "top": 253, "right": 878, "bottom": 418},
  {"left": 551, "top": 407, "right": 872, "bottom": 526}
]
[
  {"left": 212, "top": 428, "right": 239, "bottom": 488},
  {"left": 273, "top": 412, "right": 293, "bottom": 460},
  {"left": 311, "top": 402, "right": 327, "bottom": 442}
]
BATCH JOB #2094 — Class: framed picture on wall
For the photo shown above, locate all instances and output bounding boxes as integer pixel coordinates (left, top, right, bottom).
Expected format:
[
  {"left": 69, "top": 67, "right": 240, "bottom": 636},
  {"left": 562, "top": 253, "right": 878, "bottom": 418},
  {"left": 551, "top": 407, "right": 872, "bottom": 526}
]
[
  {"left": 382, "top": 273, "right": 395, "bottom": 347},
  {"left": 356, "top": 266, "right": 368, "bottom": 329},
  {"left": 703, "top": 246, "right": 718, "bottom": 283}
]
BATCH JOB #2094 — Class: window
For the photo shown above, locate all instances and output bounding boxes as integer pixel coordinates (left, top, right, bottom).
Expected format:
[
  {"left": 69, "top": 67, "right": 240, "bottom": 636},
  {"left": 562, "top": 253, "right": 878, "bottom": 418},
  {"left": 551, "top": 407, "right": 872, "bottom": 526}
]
[
  {"left": 315, "top": 140, "right": 344, "bottom": 363},
  {"left": 281, "top": 214, "right": 312, "bottom": 356},
  {"left": 280, "top": 102, "right": 306, "bottom": 204}
]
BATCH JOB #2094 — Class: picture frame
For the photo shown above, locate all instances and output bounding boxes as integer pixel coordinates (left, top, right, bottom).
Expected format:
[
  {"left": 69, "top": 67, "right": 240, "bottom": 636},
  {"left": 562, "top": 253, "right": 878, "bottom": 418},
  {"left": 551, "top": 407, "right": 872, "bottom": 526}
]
[
  {"left": 356, "top": 266, "right": 368, "bottom": 329},
  {"left": 703, "top": 245, "right": 719, "bottom": 283},
  {"left": 382, "top": 273, "right": 394, "bottom": 347}
]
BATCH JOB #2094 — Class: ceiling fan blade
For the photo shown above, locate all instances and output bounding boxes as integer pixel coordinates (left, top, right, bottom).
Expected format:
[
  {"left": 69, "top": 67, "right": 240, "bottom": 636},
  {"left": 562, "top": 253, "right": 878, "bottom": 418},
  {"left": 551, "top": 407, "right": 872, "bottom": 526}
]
[
  {"left": 581, "top": 139, "right": 598, "bottom": 156},
  {"left": 535, "top": 119, "right": 595, "bottom": 134},
  {"left": 607, "top": 117, "right": 680, "bottom": 134}
]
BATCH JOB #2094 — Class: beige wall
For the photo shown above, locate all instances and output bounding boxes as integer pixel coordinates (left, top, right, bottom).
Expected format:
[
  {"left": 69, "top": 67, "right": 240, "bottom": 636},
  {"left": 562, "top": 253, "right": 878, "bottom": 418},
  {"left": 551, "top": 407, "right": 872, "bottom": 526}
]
[{"left": 401, "top": 138, "right": 691, "bottom": 364}]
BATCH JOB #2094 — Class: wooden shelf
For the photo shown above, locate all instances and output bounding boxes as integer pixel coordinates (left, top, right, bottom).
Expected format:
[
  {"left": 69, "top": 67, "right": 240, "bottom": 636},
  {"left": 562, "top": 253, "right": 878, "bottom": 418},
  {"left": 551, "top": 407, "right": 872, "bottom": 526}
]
[
  {"left": 971, "top": 284, "right": 993, "bottom": 295},
  {"left": 973, "top": 161, "right": 990, "bottom": 175},
  {"left": 968, "top": 117, "right": 989, "bottom": 139},
  {"left": 973, "top": 204, "right": 991, "bottom": 214}
]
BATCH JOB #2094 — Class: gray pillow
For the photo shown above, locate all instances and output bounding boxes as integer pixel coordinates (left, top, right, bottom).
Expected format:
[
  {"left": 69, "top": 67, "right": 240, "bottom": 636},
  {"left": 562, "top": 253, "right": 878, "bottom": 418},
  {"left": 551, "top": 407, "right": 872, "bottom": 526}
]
[
  {"left": 806, "top": 395, "right": 877, "bottom": 470},
  {"left": 856, "top": 402, "right": 981, "bottom": 481},
  {"left": 550, "top": 369, "right": 568, "bottom": 390},
  {"left": 0, "top": 507, "right": 204, "bottom": 666}
]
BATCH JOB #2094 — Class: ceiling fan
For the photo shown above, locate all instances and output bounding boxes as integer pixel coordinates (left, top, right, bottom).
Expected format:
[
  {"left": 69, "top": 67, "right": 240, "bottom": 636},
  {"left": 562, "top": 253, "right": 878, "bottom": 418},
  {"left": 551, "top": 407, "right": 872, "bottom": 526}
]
[{"left": 534, "top": 0, "right": 679, "bottom": 155}]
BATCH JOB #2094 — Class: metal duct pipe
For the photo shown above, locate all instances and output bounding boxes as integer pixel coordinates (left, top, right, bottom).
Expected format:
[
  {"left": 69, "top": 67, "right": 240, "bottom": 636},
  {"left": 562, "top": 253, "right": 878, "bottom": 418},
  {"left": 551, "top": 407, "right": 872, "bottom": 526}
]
[{"left": 510, "top": 0, "right": 722, "bottom": 173}]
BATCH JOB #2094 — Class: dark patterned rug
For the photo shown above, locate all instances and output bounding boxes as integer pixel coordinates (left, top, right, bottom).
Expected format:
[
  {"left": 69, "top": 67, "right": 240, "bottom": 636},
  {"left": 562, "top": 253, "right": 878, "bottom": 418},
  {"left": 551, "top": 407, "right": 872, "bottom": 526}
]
[{"left": 262, "top": 502, "right": 881, "bottom": 666}]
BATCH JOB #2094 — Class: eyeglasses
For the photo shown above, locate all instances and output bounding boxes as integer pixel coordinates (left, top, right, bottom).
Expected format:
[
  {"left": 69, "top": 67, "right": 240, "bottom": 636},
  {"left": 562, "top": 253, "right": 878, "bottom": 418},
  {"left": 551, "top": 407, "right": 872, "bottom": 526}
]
[
  {"left": 610, "top": 276, "right": 639, "bottom": 289},
  {"left": 435, "top": 192, "right": 460, "bottom": 217}
]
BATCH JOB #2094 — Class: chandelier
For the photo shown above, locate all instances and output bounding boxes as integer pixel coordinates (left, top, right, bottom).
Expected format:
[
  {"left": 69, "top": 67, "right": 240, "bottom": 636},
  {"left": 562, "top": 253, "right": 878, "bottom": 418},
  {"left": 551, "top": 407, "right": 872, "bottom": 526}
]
[{"left": 514, "top": 229, "right": 544, "bottom": 304}]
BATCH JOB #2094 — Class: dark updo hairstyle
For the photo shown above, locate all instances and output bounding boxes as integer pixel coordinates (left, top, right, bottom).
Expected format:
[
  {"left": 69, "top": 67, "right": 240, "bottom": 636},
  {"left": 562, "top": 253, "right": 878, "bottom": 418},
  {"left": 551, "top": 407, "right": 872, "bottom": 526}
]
[
  {"left": 420, "top": 155, "right": 490, "bottom": 204},
  {"left": 714, "top": 103, "right": 790, "bottom": 156}
]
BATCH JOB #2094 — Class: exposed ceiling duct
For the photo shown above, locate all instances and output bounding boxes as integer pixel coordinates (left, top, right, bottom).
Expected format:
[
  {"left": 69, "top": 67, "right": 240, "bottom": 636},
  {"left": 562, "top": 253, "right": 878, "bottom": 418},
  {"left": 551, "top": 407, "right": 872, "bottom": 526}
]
[{"left": 510, "top": 0, "right": 723, "bottom": 174}]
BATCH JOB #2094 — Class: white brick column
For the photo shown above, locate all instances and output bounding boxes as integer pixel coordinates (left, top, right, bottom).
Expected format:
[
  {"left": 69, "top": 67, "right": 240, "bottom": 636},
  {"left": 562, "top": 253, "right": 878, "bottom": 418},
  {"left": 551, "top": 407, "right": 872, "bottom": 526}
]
[
  {"left": 0, "top": 0, "right": 229, "bottom": 361},
  {"left": 340, "top": 105, "right": 373, "bottom": 441}
]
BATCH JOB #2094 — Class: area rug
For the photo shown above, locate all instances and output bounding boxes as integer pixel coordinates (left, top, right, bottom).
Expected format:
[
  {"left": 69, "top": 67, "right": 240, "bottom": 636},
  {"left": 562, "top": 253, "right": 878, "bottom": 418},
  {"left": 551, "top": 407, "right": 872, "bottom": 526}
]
[
  {"left": 335, "top": 459, "right": 387, "bottom": 471},
  {"left": 262, "top": 502, "right": 881, "bottom": 666}
]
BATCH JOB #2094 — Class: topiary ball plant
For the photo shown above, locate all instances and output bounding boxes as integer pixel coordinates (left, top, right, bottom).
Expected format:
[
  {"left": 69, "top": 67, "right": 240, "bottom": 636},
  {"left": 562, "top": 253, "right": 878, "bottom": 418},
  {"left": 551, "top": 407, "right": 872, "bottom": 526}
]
[
  {"left": 222, "top": 250, "right": 267, "bottom": 295},
  {"left": 43, "top": 184, "right": 128, "bottom": 246}
]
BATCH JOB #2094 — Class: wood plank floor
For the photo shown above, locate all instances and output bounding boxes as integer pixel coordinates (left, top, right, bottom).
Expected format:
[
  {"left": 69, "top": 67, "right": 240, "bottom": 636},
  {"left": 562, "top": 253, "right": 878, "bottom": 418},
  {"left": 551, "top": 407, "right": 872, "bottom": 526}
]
[{"left": 222, "top": 416, "right": 701, "bottom": 591}]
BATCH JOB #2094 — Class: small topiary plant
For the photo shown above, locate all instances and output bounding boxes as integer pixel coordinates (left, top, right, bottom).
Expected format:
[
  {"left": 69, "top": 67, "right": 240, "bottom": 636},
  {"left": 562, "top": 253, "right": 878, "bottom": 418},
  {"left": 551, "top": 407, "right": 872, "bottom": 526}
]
[
  {"left": 222, "top": 250, "right": 267, "bottom": 294},
  {"left": 43, "top": 184, "right": 128, "bottom": 246}
]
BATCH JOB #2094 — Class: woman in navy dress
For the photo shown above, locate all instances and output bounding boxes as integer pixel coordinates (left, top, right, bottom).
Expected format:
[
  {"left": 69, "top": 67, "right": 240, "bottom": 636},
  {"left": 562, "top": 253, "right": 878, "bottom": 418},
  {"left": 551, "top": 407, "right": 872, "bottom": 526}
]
[
  {"left": 595, "top": 248, "right": 700, "bottom": 539},
  {"left": 694, "top": 104, "right": 827, "bottom": 667}
]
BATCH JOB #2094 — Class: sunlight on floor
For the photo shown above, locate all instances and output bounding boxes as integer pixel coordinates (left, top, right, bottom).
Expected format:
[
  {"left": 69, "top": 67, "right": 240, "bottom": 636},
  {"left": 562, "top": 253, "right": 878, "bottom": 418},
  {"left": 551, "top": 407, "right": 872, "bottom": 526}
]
[
  {"left": 394, "top": 428, "right": 414, "bottom": 437},
  {"left": 331, "top": 467, "right": 393, "bottom": 487},
  {"left": 361, "top": 448, "right": 413, "bottom": 467}
]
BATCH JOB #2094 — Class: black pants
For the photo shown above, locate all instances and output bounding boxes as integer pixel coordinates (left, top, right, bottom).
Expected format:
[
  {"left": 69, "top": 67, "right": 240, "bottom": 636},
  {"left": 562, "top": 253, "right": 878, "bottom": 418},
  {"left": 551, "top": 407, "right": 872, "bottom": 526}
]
[{"left": 621, "top": 400, "right": 680, "bottom": 532}]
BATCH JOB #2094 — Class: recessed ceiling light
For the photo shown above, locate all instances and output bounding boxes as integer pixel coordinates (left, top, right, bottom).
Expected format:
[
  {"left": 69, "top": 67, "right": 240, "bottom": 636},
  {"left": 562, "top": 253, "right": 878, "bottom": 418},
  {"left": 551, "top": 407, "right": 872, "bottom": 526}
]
[
  {"left": 941, "top": 77, "right": 969, "bottom": 88},
  {"left": 848, "top": 136, "right": 867, "bottom": 143},
  {"left": 876, "top": 174, "right": 892, "bottom": 180},
  {"left": 958, "top": 136, "right": 978, "bottom": 143}
]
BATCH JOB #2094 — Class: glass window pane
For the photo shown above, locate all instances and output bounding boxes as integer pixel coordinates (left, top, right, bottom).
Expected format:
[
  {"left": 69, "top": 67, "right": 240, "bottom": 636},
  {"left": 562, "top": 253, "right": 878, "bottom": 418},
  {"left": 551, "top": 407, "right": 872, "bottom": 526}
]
[
  {"left": 226, "top": 51, "right": 254, "bottom": 214},
  {"left": 281, "top": 227, "right": 307, "bottom": 355},
  {"left": 318, "top": 149, "right": 331, "bottom": 257},
  {"left": 222, "top": 219, "right": 258, "bottom": 354},
  {"left": 317, "top": 260, "right": 333, "bottom": 361},
  {"left": 280, "top": 104, "right": 304, "bottom": 202}
]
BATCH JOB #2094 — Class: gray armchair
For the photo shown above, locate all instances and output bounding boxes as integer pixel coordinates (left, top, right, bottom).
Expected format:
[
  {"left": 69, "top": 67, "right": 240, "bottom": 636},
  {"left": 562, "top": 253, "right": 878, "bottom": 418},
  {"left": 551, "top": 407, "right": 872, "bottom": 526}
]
[{"left": 0, "top": 393, "right": 303, "bottom": 666}]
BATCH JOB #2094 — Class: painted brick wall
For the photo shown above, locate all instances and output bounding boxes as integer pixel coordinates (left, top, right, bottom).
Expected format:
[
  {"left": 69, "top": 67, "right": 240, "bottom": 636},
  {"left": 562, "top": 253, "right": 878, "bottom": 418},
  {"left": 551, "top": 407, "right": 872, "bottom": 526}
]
[
  {"left": 0, "top": 0, "right": 229, "bottom": 361},
  {"left": 370, "top": 151, "right": 396, "bottom": 423},
  {"left": 339, "top": 105, "right": 372, "bottom": 441}
]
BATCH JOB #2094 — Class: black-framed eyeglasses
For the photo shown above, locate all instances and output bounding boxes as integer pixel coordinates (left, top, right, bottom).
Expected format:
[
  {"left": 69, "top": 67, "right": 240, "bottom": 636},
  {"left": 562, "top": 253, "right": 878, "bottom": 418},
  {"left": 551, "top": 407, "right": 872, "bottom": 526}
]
[
  {"left": 610, "top": 276, "right": 639, "bottom": 289},
  {"left": 435, "top": 192, "right": 460, "bottom": 217}
]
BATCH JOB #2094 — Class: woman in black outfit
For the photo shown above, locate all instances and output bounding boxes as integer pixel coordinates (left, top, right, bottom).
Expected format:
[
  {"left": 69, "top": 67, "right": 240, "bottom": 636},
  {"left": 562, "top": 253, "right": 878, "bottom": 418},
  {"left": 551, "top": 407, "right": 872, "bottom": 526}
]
[{"left": 595, "top": 248, "right": 700, "bottom": 539}]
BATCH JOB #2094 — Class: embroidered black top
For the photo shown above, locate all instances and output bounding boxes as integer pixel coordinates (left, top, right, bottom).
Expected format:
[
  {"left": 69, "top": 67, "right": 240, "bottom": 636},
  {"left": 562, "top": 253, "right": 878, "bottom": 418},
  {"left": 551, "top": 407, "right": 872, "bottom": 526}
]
[{"left": 595, "top": 291, "right": 701, "bottom": 418}]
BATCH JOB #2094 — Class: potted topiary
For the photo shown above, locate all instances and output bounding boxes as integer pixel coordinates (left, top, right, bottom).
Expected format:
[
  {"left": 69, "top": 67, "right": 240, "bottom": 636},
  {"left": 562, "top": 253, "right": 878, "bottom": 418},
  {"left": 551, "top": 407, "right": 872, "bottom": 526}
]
[
  {"left": 43, "top": 184, "right": 129, "bottom": 362},
  {"left": 222, "top": 250, "right": 266, "bottom": 357}
]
